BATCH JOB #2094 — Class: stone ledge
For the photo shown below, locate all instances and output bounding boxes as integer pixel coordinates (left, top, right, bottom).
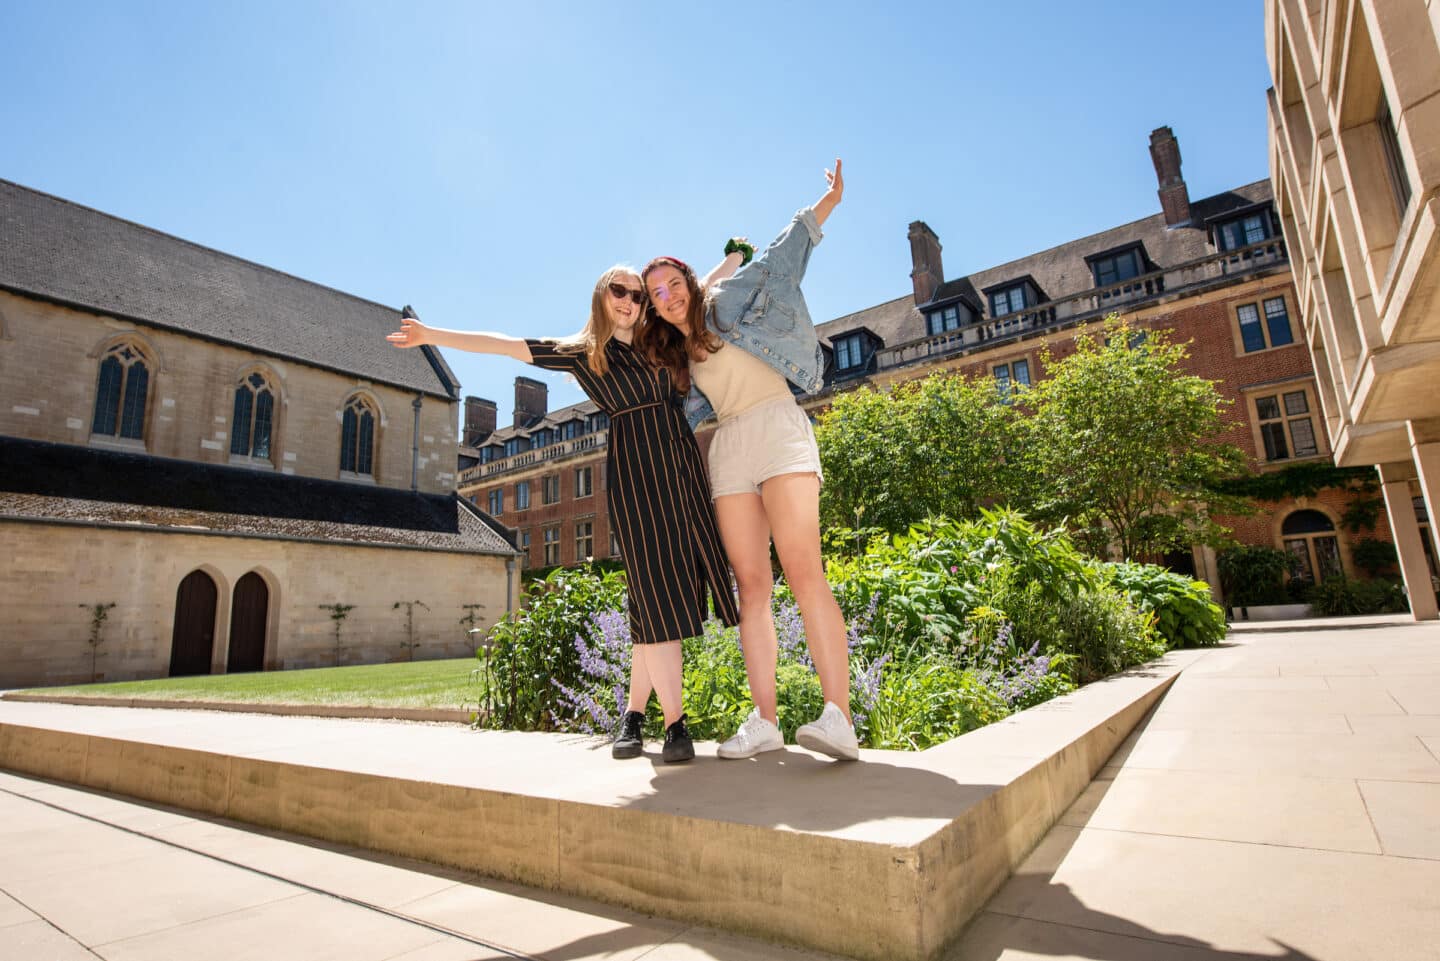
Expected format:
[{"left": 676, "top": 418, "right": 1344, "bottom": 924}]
[
  {"left": 0, "top": 651, "right": 1199, "bottom": 961},
  {"left": 0, "top": 692, "right": 469, "bottom": 724}
]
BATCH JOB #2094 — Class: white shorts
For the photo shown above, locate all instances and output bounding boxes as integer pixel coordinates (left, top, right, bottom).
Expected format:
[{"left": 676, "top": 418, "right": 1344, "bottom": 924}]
[{"left": 708, "top": 398, "right": 823, "bottom": 498}]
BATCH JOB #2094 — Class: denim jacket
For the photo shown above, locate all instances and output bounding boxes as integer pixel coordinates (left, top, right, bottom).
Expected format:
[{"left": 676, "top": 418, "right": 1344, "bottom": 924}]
[{"left": 684, "top": 206, "right": 827, "bottom": 430}]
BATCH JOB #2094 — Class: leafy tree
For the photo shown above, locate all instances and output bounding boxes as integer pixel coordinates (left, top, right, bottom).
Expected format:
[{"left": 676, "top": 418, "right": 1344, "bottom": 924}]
[
  {"left": 814, "top": 372, "right": 1020, "bottom": 533},
  {"left": 1018, "top": 317, "right": 1250, "bottom": 560}
]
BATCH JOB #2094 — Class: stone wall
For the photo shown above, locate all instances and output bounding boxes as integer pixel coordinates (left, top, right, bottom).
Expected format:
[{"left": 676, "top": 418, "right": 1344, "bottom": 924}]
[
  {"left": 0, "top": 520, "right": 518, "bottom": 688},
  {"left": 0, "top": 290, "right": 460, "bottom": 496}
]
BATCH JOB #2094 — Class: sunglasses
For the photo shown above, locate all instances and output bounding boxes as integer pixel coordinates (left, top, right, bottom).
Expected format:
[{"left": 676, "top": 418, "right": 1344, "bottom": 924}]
[{"left": 607, "top": 282, "right": 645, "bottom": 305}]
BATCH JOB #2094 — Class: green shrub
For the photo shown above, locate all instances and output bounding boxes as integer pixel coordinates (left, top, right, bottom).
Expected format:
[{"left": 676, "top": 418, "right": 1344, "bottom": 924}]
[
  {"left": 480, "top": 566, "right": 626, "bottom": 730},
  {"left": 1102, "top": 562, "right": 1226, "bottom": 648},
  {"left": 862, "top": 655, "right": 1010, "bottom": 750},
  {"left": 1053, "top": 586, "right": 1164, "bottom": 684},
  {"left": 1217, "top": 545, "right": 1293, "bottom": 607},
  {"left": 1350, "top": 538, "right": 1398, "bottom": 577},
  {"left": 1307, "top": 577, "right": 1409, "bottom": 616}
]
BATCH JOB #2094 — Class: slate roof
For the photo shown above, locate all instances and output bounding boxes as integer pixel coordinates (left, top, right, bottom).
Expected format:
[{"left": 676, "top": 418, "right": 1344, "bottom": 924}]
[
  {"left": 815, "top": 180, "right": 1276, "bottom": 351},
  {"left": 480, "top": 398, "right": 602, "bottom": 447},
  {"left": 0, "top": 179, "right": 458, "bottom": 400},
  {"left": 0, "top": 437, "right": 516, "bottom": 555}
]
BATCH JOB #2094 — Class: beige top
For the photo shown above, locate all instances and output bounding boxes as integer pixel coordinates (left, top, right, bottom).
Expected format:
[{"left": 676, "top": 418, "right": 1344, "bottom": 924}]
[{"left": 691, "top": 343, "right": 794, "bottom": 422}]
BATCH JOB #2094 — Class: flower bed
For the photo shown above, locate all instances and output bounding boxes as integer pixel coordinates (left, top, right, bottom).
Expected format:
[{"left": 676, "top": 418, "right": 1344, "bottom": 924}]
[{"left": 476, "top": 510, "right": 1224, "bottom": 749}]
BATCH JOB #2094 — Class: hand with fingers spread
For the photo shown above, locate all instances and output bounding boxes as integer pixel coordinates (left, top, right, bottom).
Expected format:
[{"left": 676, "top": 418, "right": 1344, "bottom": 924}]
[{"left": 386, "top": 311, "right": 431, "bottom": 349}]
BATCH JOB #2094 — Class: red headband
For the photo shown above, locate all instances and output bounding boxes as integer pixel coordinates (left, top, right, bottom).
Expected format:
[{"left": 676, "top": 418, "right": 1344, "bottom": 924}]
[{"left": 644, "top": 256, "right": 691, "bottom": 276}]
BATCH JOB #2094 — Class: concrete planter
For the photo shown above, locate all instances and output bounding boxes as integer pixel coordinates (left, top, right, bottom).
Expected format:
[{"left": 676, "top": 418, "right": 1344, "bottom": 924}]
[{"left": 1231, "top": 603, "right": 1312, "bottom": 621}]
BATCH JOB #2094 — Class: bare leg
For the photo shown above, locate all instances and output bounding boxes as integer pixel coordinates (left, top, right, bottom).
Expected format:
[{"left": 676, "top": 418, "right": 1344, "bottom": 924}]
[
  {"left": 715, "top": 492, "right": 779, "bottom": 724},
  {"left": 625, "top": 646, "right": 653, "bottom": 714},
  {"left": 761, "top": 472, "right": 850, "bottom": 720},
  {"left": 635, "top": 641, "right": 685, "bottom": 727}
]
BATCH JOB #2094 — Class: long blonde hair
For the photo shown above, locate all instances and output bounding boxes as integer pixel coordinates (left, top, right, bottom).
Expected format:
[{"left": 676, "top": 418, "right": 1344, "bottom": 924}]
[{"left": 558, "top": 265, "right": 642, "bottom": 375}]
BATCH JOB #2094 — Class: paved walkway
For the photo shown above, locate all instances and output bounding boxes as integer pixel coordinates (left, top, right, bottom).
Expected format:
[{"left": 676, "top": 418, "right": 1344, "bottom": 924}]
[
  {"left": 951, "top": 619, "right": 1440, "bottom": 960},
  {"left": 1, "top": 619, "right": 1437, "bottom": 960}
]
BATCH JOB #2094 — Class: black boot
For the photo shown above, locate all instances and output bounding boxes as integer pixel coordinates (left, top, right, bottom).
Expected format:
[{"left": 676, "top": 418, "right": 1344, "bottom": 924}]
[
  {"left": 662, "top": 714, "right": 695, "bottom": 763},
  {"left": 612, "top": 710, "right": 645, "bottom": 759}
]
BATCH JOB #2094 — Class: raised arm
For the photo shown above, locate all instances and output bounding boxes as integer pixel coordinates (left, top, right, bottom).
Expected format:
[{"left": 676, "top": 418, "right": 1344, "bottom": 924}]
[
  {"left": 386, "top": 308, "right": 533, "bottom": 363},
  {"left": 812, "top": 158, "right": 844, "bottom": 229},
  {"left": 701, "top": 240, "right": 747, "bottom": 290}
]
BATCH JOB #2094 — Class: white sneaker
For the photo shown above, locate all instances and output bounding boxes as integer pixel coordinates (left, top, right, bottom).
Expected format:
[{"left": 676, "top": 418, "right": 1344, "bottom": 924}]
[
  {"left": 795, "top": 702, "right": 859, "bottom": 761},
  {"left": 716, "top": 709, "right": 785, "bottom": 760}
]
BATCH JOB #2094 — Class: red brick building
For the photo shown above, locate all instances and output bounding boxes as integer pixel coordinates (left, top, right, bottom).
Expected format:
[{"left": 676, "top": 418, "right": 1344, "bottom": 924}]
[{"left": 459, "top": 127, "right": 1415, "bottom": 600}]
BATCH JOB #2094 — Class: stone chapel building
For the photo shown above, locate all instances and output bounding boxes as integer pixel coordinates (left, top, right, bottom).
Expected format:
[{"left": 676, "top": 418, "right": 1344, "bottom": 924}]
[{"left": 0, "top": 180, "right": 520, "bottom": 688}]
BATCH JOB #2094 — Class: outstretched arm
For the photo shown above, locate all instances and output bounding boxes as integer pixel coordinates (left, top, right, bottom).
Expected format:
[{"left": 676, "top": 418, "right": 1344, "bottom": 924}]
[
  {"left": 812, "top": 158, "right": 844, "bottom": 229},
  {"left": 386, "top": 310, "right": 533, "bottom": 363},
  {"left": 701, "top": 238, "right": 748, "bottom": 289}
]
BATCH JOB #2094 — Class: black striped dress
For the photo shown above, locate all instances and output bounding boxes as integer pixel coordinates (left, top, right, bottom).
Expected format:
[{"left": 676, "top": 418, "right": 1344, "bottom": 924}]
[{"left": 525, "top": 338, "right": 739, "bottom": 644}]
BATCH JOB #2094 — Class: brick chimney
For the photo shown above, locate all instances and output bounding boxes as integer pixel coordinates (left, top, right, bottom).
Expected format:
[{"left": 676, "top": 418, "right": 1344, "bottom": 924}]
[
  {"left": 513, "top": 376, "right": 548, "bottom": 428},
  {"left": 463, "top": 396, "right": 497, "bottom": 447},
  {"left": 1149, "top": 126, "right": 1192, "bottom": 228},
  {"left": 908, "top": 221, "right": 944, "bottom": 305}
]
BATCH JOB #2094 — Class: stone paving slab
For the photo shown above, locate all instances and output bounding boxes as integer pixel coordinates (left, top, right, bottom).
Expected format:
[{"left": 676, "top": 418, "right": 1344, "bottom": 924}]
[
  {"left": 0, "top": 654, "right": 1192, "bottom": 961},
  {"left": 949, "top": 620, "right": 1440, "bottom": 961}
]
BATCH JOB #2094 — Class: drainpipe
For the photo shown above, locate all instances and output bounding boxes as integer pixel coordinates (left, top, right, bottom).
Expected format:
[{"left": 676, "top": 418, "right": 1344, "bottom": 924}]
[
  {"left": 410, "top": 394, "right": 422, "bottom": 492},
  {"left": 505, "top": 557, "right": 517, "bottom": 614}
]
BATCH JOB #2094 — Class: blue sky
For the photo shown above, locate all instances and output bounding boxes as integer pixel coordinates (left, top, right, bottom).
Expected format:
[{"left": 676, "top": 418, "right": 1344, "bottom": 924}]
[{"left": 1, "top": 1, "right": 1272, "bottom": 423}]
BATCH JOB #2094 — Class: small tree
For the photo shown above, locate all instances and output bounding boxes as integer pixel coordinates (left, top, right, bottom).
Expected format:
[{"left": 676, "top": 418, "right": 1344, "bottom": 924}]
[
  {"left": 319, "top": 603, "right": 355, "bottom": 667},
  {"left": 393, "top": 600, "right": 429, "bottom": 661},
  {"left": 79, "top": 602, "right": 117, "bottom": 682},
  {"left": 1019, "top": 317, "right": 1251, "bottom": 560},
  {"left": 815, "top": 372, "right": 1020, "bottom": 534}
]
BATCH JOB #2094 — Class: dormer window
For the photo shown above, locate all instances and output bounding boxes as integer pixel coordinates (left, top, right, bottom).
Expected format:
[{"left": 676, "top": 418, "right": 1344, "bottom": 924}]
[
  {"left": 1090, "top": 247, "right": 1143, "bottom": 288},
  {"left": 989, "top": 284, "right": 1029, "bottom": 317},
  {"left": 1215, "top": 209, "right": 1274, "bottom": 251},
  {"left": 504, "top": 437, "right": 526, "bottom": 458},
  {"left": 589, "top": 412, "right": 609, "bottom": 432},
  {"left": 834, "top": 332, "right": 865, "bottom": 371},
  {"left": 927, "top": 305, "right": 961, "bottom": 336},
  {"left": 562, "top": 419, "right": 581, "bottom": 440},
  {"left": 480, "top": 446, "right": 498, "bottom": 464},
  {"left": 532, "top": 429, "right": 552, "bottom": 449}
]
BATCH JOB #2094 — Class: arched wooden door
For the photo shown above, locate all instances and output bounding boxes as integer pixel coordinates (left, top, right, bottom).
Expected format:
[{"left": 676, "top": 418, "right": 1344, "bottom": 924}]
[
  {"left": 227, "top": 572, "right": 269, "bottom": 673},
  {"left": 169, "top": 570, "right": 217, "bottom": 677}
]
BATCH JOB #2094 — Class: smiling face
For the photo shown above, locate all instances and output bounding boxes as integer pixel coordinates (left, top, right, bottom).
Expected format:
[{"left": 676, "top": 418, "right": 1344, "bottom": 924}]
[
  {"left": 601, "top": 270, "right": 645, "bottom": 340},
  {"left": 644, "top": 264, "right": 691, "bottom": 334}
]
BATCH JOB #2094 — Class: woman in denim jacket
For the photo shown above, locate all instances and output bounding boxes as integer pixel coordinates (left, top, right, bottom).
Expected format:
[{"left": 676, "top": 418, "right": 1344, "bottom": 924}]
[{"left": 637, "top": 160, "right": 857, "bottom": 761}]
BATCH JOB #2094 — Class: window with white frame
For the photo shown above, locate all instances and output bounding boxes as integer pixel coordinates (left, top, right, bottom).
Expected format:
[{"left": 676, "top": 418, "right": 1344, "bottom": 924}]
[
  {"left": 543, "top": 526, "right": 561, "bottom": 565},
  {"left": 1215, "top": 210, "right": 1273, "bottom": 251},
  {"left": 575, "top": 519, "right": 594, "bottom": 561},
  {"left": 519, "top": 529, "right": 531, "bottom": 567},
  {"left": 515, "top": 480, "right": 530, "bottom": 510},
  {"left": 542, "top": 474, "right": 560, "bottom": 505},
  {"left": 833, "top": 333, "right": 864, "bottom": 371},
  {"left": 1254, "top": 389, "right": 1320, "bottom": 462},
  {"left": 487, "top": 488, "right": 503, "bottom": 515},
  {"left": 927, "top": 305, "right": 961, "bottom": 336},
  {"left": 989, "top": 284, "right": 1028, "bottom": 317},
  {"left": 1236, "top": 296, "right": 1294, "bottom": 353},
  {"left": 575, "top": 466, "right": 593, "bottom": 498},
  {"left": 610, "top": 528, "right": 620, "bottom": 556},
  {"left": 993, "top": 359, "right": 1031, "bottom": 398}
]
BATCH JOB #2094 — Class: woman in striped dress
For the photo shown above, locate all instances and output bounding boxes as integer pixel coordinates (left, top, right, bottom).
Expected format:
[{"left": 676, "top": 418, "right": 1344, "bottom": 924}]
[{"left": 386, "top": 267, "right": 739, "bottom": 762}]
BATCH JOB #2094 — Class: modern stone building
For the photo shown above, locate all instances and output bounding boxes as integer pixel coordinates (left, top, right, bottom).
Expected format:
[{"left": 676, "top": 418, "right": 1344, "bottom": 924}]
[
  {"left": 459, "top": 128, "right": 1413, "bottom": 608},
  {"left": 1264, "top": 0, "right": 1440, "bottom": 619},
  {"left": 0, "top": 180, "right": 521, "bottom": 688}
]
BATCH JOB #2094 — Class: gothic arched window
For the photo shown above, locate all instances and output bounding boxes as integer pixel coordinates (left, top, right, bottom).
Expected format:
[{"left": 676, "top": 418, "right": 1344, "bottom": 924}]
[
  {"left": 231, "top": 372, "right": 276, "bottom": 460},
  {"left": 340, "top": 395, "right": 377, "bottom": 476},
  {"left": 92, "top": 343, "right": 150, "bottom": 440}
]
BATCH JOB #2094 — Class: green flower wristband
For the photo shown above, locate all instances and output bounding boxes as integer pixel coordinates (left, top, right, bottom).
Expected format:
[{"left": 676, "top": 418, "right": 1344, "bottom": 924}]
[{"left": 724, "top": 238, "right": 755, "bottom": 266}]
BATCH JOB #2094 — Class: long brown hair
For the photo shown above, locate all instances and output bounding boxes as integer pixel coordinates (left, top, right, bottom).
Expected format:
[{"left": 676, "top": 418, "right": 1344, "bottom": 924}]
[
  {"left": 557, "top": 265, "right": 641, "bottom": 375},
  {"left": 636, "top": 256, "right": 722, "bottom": 391}
]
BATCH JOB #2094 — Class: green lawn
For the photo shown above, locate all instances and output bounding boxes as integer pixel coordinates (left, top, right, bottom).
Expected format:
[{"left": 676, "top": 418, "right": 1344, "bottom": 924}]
[{"left": 23, "top": 658, "right": 481, "bottom": 710}]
